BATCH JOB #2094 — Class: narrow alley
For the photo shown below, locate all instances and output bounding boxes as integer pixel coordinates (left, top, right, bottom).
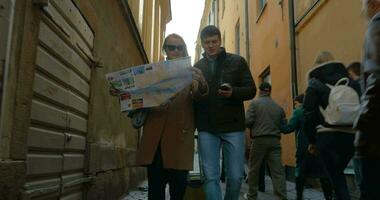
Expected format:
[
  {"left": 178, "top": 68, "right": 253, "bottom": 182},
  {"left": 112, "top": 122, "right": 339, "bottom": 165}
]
[{"left": 0, "top": 0, "right": 377, "bottom": 199}]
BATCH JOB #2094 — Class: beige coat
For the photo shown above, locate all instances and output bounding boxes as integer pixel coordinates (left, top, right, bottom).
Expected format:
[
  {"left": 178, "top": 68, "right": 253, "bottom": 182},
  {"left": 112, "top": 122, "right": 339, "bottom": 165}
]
[{"left": 136, "top": 82, "right": 208, "bottom": 170}]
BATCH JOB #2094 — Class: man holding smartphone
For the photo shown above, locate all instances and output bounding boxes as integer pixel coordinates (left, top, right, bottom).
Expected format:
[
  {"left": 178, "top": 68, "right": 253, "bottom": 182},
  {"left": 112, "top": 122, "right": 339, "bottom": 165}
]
[{"left": 194, "top": 25, "right": 256, "bottom": 200}]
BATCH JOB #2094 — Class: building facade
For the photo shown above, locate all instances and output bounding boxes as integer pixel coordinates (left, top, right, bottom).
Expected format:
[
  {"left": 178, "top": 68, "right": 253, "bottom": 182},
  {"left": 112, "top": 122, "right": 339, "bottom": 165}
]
[
  {"left": 249, "top": 0, "right": 367, "bottom": 169},
  {"left": 196, "top": 0, "right": 295, "bottom": 168},
  {"left": 196, "top": 0, "right": 367, "bottom": 173},
  {"left": 248, "top": 0, "right": 295, "bottom": 167},
  {"left": 0, "top": 0, "right": 170, "bottom": 199},
  {"left": 294, "top": 0, "right": 367, "bottom": 92},
  {"left": 195, "top": 0, "right": 218, "bottom": 61},
  {"left": 195, "top": 0, "right": 250, "bottom": 62}
]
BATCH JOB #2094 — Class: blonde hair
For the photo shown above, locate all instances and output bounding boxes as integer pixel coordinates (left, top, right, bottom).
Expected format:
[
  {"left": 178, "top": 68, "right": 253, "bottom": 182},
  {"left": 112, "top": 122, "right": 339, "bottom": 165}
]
[
  {"left": 306, "top": 51, "right": 335, "bottom": 81},
  {"left": 314, "top": 51, "right": 334, "bottom": 66},
  {"left": 162, "top": 33, "right": 189, "bottom": 57}
]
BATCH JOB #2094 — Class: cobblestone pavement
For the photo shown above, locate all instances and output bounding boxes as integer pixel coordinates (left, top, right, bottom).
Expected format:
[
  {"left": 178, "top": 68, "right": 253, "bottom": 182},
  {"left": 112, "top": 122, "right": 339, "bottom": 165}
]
[
  {"left": 122, "top": 153, "right": 326, "bottom": 200},
  {"left": 121, "top": 181, "right": 149, "bottom": 200},
  {"left": 122, "top": 176, "right": 326, "bottom": 200}
]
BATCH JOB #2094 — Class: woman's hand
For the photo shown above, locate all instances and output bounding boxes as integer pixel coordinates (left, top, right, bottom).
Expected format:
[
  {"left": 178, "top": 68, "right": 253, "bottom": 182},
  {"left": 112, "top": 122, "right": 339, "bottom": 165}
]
[
  {"left": 109, "top": 86, "right": 120, "bottom": 96},
  {"left": 190, "top": 67, "right": 205, "bottom": 83}
]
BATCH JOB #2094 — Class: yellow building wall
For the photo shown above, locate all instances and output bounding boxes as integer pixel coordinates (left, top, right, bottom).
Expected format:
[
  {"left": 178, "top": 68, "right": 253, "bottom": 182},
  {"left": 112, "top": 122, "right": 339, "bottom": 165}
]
[
  {"left": 296, "top": 0, "right": 367, "bottom": 92},
  {"left": 195, "top": 0, "right": 215, "bottom": 62},
  {"left": 218, "top": 0, "right": 248, "bottom": 59},
  {"left": 195, "top": 0, "right": 249, "bottom": 61},
  {"left": 138, "top": 0, "right": 170, "bottom": 63},
  {"left": 295, "top": 0, "right": 319, "bottom": 22},
  {"left": 195, "top": 0, "right": 368, "bottom": 168},
  {"left": 248, "top": 0, "right": 295, "bottom": 166}
]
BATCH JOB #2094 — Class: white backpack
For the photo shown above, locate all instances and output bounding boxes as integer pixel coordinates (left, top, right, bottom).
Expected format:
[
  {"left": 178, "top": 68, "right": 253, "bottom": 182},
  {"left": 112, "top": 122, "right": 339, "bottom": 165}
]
[{"left": 319, "top": 77, "right": 360, "bottom": 126}]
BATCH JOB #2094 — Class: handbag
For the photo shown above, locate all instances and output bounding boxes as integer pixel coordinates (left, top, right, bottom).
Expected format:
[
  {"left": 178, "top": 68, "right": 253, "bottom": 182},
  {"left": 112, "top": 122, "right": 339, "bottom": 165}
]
[
  {"left": 188, "top": 134, "right": 205, "bottom": 188},
  {"left": 127, "top": 109, "right": 147, "bottom": 129}
]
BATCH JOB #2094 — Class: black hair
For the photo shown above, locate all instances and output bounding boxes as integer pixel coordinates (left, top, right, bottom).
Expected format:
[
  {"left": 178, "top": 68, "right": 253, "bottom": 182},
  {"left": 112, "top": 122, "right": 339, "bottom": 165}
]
[
  {"left": 259, "top": 82, "right": 272, "bottom": 92},
  {"left": 294, "top": 94, "right": 304, "bottom": 104},
  {"left": 200, "top": 25, "right": 221, "bottom": 41},
  {"left": 347, "top": 62, "right": 361, "bottom": 77}
]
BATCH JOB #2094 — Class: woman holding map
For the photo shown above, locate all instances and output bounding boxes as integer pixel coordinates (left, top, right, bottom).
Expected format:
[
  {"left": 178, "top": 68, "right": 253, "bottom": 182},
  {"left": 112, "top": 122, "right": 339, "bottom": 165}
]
[{"left": 110, "top": 33, "right": 208, "bottom": 199}]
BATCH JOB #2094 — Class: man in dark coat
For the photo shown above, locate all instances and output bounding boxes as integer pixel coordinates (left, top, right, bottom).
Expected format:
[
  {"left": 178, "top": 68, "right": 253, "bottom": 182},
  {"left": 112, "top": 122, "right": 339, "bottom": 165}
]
[
  {"left": 194, "top": 25, "right": 256, "bottom": 200},
  {"left": 354, "top": 1, "right": 380, "bottom": 199}
]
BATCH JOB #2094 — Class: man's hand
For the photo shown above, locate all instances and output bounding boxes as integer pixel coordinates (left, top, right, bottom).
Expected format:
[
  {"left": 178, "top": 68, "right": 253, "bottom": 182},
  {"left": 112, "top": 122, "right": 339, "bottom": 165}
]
[
  {"left": 308, "top": 144, "right": 318, "bottom": 155},
  {"left": 190, "top": 67, "right": 208, "bottom": 95},
  {"left": 190, "top": 67, "right": 206, "bottom": 83},
  {"left": 218, "top": 89, "right": 232, "bottom": 97},
  {"left": 218, "top": 83, "right": 232, "bottom": 98}
]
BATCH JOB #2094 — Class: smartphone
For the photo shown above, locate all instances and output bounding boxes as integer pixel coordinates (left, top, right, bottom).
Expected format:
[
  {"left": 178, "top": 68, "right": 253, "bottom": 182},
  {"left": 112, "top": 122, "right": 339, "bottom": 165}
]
[{"left": 219, "top": 83, "right": 231, "bottom": 91}]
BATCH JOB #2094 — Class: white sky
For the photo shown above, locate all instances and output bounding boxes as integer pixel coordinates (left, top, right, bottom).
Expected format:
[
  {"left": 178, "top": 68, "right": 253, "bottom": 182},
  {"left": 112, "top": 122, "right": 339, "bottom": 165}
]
[{"left": 166, "top": 0, "right": 205, "bottom": 63}]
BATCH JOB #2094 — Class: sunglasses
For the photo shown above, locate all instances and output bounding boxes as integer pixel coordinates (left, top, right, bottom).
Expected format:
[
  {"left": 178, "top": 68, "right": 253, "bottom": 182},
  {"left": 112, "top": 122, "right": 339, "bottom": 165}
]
[{"left": 165, "top": 44, "right": 184, "bottom": 51}]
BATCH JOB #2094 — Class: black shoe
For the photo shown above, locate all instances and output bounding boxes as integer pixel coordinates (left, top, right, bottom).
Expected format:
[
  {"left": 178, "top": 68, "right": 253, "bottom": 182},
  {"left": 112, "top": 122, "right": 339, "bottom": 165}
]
[{"left": 220, "top": 177, "right": 225, "bottom": 183}]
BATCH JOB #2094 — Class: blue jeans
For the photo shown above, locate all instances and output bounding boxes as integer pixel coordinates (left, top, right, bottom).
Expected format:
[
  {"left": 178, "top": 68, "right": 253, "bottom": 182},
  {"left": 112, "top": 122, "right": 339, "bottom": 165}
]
[{"left": 198, "top": 131, "right": 245, "bottom": 200}]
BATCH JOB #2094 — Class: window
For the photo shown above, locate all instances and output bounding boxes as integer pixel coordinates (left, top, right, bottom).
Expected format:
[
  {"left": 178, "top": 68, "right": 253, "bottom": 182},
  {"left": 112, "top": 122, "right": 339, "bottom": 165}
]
[
  {"left": 257, "top": 0, "right": 267, "bottom": 20},
  {"left": 222, "top": 32, "right": 226, "bottom": 47},
  {"left": 138, "top": 0, "right": 144, "bottom": 30},
  {"left": 258, "top": 0, "right": 266, "bottom": 12},
  {"left": 209, "top": 0, "right": 217, "bottom": 25},
  {"left": 213, "top": 0, "right": 218, "bottom": 26},
  {"left": 235, "top": 19, "right": 240, "bottom": 55},
  {"left": 215, "top": 0, "right": 220, "bottom": 26},
  {"left": 294, "top": 0, "right": 321, "bottom": 23},
  {"left": 212, "top": 0, "right": 216, "bottom": 13},
  {"left": 260, "top": 67, "right": 271, "bottom": 84},
  {"left": 222, "top": 0, "right": 225, "bottom": 17}
]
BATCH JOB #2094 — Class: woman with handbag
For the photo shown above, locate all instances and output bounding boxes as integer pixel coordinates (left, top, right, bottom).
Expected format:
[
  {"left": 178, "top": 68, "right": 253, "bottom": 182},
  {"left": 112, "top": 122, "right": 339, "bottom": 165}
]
[
  {"left": 110, "top": 33, "right": 208, "bottom": 200},
  {"left": 303, "top": 51, "right": 361, "bottom": 200}
]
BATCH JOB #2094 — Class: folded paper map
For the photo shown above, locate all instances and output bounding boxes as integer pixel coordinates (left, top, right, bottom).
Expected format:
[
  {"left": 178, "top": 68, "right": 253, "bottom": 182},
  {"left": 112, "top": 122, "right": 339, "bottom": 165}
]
[{"left": 106, "top": 57, "right": 192, "bottom": 111}]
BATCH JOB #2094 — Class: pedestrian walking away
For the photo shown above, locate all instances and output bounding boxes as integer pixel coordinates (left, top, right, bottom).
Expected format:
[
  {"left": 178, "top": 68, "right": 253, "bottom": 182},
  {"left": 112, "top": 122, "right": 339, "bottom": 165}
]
[
  {"left": 304, "top": 52, "right": 361, "bottom": 200},
  {"left": 245, "top": 82, "right": 289, "bottom": 200}
]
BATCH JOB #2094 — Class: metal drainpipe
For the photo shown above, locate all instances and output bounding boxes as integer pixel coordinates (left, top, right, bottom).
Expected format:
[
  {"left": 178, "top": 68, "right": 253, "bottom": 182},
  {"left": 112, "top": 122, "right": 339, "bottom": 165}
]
[
  {"left": 288, "top": 0, "right": 298, "bottom": 99},
  {"left": 245, "top": 0, "right": 251, "bottom": 67},
  {"left": 0, "top": 0, "right": 16, "bottom": 140}
]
